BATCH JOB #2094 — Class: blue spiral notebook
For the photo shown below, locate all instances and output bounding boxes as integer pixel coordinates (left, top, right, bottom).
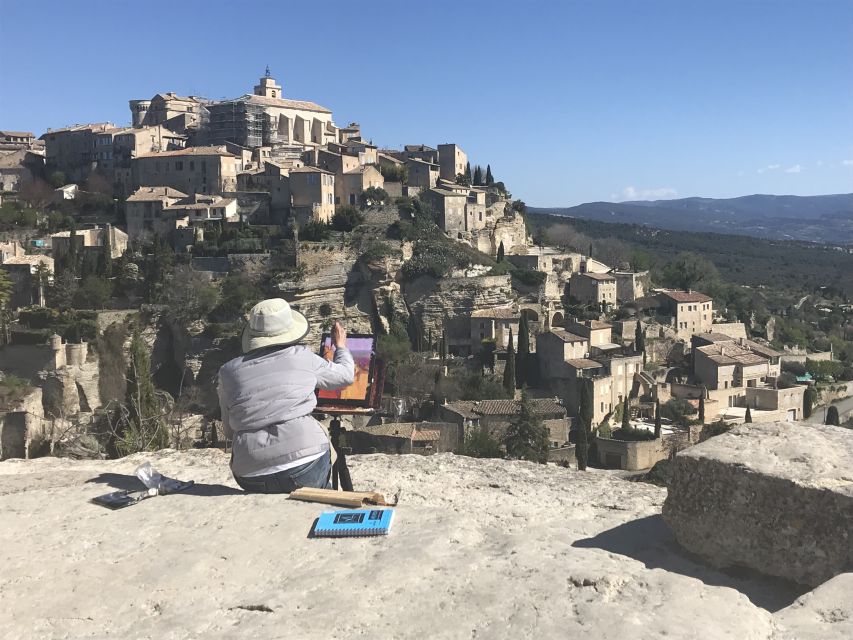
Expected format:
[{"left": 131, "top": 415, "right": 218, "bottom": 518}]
[{"left": 314, "top": 509, "right": 395, "bottom": 537}]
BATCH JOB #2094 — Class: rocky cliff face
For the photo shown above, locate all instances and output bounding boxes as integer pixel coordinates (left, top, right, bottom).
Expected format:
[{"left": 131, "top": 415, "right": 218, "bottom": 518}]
[
  {"left": 0, "top": 450, "right": 848, "bottom": 638},
  {"left": 404, "top": 273, "right": 514, "bottom": 340}
]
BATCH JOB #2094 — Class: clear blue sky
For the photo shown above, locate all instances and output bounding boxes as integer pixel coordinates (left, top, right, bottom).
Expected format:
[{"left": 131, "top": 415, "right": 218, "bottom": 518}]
[{"left": 1, "top": 0, "right": 851, "bottom": 206}]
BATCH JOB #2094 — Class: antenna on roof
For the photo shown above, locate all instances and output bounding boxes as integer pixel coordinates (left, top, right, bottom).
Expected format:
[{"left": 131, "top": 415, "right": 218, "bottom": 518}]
[{"left": 265, "top": 65, "right": 271, "bottom": 77}]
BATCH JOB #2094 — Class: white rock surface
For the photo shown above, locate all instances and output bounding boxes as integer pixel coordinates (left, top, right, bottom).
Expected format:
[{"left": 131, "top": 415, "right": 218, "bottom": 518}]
[
  {"left": 0, "top": 450, "right": 846, "bottom": 639},
  {"left": 663, "top": 422, "right": 853, "bottom": 587}
]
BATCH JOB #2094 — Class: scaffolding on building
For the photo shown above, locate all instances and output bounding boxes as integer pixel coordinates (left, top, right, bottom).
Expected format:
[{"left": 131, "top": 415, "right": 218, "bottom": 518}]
[{"left": 206, "top": 98, "right": 265, "bottom": 148}]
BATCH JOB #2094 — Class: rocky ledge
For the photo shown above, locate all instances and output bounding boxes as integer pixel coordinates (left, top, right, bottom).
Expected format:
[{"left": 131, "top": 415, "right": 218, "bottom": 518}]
[
  {"left": 664, "top": 421, "right": 853, "bottom": 588},
  {"left": 0, "top": 449, "right": 850, "bottom": 639}
]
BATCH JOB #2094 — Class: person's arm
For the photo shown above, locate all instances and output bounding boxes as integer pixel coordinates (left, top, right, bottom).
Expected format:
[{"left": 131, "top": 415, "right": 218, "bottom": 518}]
[
  {"left": 314, "top": 321, "right": 355, "bottom": 390},
  {"left": 217, "top": 371, "right": 233, "bottom": 440}
]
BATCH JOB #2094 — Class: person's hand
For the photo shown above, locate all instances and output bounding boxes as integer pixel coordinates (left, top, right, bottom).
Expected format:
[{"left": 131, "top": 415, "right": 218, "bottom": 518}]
[{"left": 332, "top": 321, "right": 347, "bottom": 349}]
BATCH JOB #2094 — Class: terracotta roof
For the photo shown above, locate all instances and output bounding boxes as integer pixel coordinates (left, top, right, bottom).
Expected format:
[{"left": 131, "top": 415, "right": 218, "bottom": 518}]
[
  {"left": 411, "top": 429, "right": 441, "bottom": 442},
  {"left": 693, "top": 332, "right": 736, "bottom": 344},
  {"left": 137, "top": 146, "right": 235, "bottom": 158},
  {"left": 2, "top": 255, "right": 53, "bottom": 267},
  {"left": 659, "top": 290, "right": 713, "bottom": 303},
  {"left": 377, "top": 153, "right": 403, "bottom": 165},
  {"left": 548, "top": 329, "right": 588, "bottom": 343},
  {"left": 243, "top": 93, "right": 332, "bottom": 114},
  {"left": 126, "top": 186, "right": 188, "bottom": 201},
  {"left": 41, "top": 122, "right": 114, "bottom": 136},
  {"left": 289, "top": 165, "right": 333, "bottom": 175},
  {"left": 165, "top": 197, "right": 236, "bottom": 211},
  {"left": 471, "top": 307, "right": 518, "bottom": 319},
  {"left": 565, "top": 358, "right": 604, "bottom": 369},
  {"left": 696, "top": 343, "right": 767, "bottom": 366},
  {"left": 354, "top": 423, "right": 415, "bottom": 438},
  {"left": 745, "top": 340, "right": 783, "bottom": 359},
  {"left": 429, "top": 188, "right": 466, "bottom": 198},
  {"left": 444, "top": 399, "right": 565, "bottom": 418},
  {"left": 0, "top": 131, "right": 34, "bottom": 138},
  {"left": 579, "top": 272, "right": 615, "bottom": 281}
]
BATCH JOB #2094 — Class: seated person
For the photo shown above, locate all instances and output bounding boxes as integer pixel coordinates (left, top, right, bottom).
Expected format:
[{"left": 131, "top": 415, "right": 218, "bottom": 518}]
[{"left": 217, "top": 298, "right": 354, "bottom": 493}]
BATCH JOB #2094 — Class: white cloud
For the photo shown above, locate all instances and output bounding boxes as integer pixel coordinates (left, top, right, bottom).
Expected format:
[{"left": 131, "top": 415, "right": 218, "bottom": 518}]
[
  {"left": 843, "top": 159, "right": 853, "bottom": 167},
  {"left": 784, "top": 164, "right": 802, "bottom": 174},
  {"left": 616, "top": 186, "right": 678, "bottom": 202},
  {"left": 758, "top": 164, "right": 781, "bottom": 174}
]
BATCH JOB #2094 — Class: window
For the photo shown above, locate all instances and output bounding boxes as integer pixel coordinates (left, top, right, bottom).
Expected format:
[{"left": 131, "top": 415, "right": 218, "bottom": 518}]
[
  {"left": 307, "top": 173, "right": 317, "bottom": 185},
  {"left": 189, "top": 161, "right": 195, "bottom": 171},
  {"left": 175, "top": 161, "right": 183, "bottom": 170}
]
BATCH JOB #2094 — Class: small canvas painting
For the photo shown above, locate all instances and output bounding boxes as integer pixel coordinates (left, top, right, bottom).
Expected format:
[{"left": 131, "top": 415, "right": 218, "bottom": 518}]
[{"left": 318, "top": 335, "right": 375, "bottom": 403}]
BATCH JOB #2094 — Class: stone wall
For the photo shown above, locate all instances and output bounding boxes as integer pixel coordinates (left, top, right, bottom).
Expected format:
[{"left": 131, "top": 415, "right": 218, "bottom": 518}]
[{"left": 0, "top": 388, "right": 47, "bottom": 460}]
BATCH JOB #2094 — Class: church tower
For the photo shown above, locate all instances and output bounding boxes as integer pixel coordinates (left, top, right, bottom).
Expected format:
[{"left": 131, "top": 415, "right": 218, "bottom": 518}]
[{"left": 254, "top": 66, "right": 282, "bottom": 99}]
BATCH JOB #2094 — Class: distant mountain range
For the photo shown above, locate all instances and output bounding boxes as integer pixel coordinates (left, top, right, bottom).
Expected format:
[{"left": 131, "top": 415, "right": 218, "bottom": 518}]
[{"left": 530, "top": 194, "right": 853, "bottom": 244}]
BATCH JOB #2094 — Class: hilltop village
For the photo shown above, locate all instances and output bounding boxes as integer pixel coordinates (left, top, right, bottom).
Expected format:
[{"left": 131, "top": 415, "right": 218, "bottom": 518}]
[{"left": 0, "top": 70, "right": 849, "bottom": 467}]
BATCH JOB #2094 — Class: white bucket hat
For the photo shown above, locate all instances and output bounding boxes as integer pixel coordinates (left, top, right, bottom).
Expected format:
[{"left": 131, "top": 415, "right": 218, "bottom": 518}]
[{"left": 241, "top": 298, "right": 309, "bottom": 353}]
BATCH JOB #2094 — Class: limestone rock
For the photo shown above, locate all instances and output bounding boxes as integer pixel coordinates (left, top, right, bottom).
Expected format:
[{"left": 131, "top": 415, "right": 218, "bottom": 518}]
[
  {"left": 663, "top": 421, "right": 853, "bottom": 587},
  {"left": 772, "top": 573, "right": 853, "bottom": 639}
]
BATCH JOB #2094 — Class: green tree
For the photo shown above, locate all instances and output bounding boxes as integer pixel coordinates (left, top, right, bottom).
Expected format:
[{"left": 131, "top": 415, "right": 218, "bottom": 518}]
[
  {"left": 473, "top": 165, "right": 483, "bottom": 186},
  {"left": 803, "top": 386, "right": 817, "bottom": 419},
  {"left": 359, "top": 186, "right": 389, "bottom": 208},
  {"left": 661, "top": 398, "right": 697, "bottom": 426},
  {"left": 503, "top": 329, "right": 516, "bottom": 395},
  {"left": 826, "top": 405, "right": 840, "bottom": 426},
  {"left": 465, "top": 161, "right": 472, "bottom": 182},
  {"left": 118, "top": 329, "right": 168, "bottom": 455},
  {"left": 485, "top": 164, "right": 494, "bottom": 185},
  {"left": 331, "top": 205, "right": 365, "bottom": 231},
  {"left": 0, "top": 269, "right": 12, "bottom": 345},
  {"left": 621, "top": 397, "right": 630, "bottom": 430},
  {"left": 654, "top": 399, "right": 662, "bottom": 438},
  {"left": 635, "top": 320, "right": 645, "bottom": 354},
  {"left": 33, "top": 262, "right": 51, "bottom": 307},
  {"left": 455, "top": 173, "right": 471, "bottom": 187},
  {"left": 300, "top": 219, "right": 329, "bottom": 241},
  {"left": 49, "top": 170, "right": 67, "bottom": 188},
  {"left": 67, "top": 224, "right": 79, "bottom": 276},
  {"left": 212, "top": 273, "right": 262, "bottom": 322},
  {"left": 660, "top": 252, "right": 720, "bottom": 291},
  {"left": 745, "top": 405, "right": 753, "bottom": 423},
  {"left": 49, "top": 269, "right": 77, "bottom": 310},
  {"left": 577, "top": 379, "right": 593, "bottom": 470},
  {"left": 462, "top": 424, "right": 502, "bottom": 458},
  {"left": 440, "top": 329, "right": 448, "bottom": 361},
  {"left": 503, "top": 387, "right": 550, "bottom": 463},
  {"left": 73, "top": 275, "right": 111, "bottom": 310},
  {"left": 698, "top": 395, "right": 705, "bottom": 423},
  {"left": 497, "top": 240, "right": 505, "bottom": 263},
  {"left": 516, "top": 313, "right": 530, "bottom": 388}
]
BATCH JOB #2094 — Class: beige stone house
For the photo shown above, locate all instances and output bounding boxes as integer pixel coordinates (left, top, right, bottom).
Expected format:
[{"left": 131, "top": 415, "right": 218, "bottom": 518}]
[
  {"left": 438, "top": 398, "right": 569, "bottom": 449},
  {"left": 164, "top": 194, "right": 238, "bottom": 225},
  {"left": 657, "top": 290, "right": 713, "bottom": 340},
  {"left": 132, "top": 146, "right": 240, "bottom": 195},
  {"left": 40, "top": 122, "right": 116, "bottom": 182},
  {"left": 341, "top": 165, "right": 384, "bottom": 206},
  {"left": 112, "top": 126, "right": 187, "bottom": 196},
  {"left": 406, "top": 157, "right": 439, "bottom": 190},
  {"left": 289, "top": 166, "right": 335, "bottom": 223},
  {"left": 0, "top": 130, "right": 36, "bottom": 151},
  {"left": 316, "top": 149, "right": 360, "bottom": 204},
  {"left": 129, "top": 93, "right": 210, "bottom": 132},
  {"left": 51, "top": 225, "right": 127, "bottom": 260},
  {"left": 613, "top": 270, "right": 648, "bottom": 302},
  {"left": 569, "top": 271, "right": 617, "bottom": 307},
  {"left": 470, "top": 307, "right": 520, "bottom": 351},
  {"left": 422, "top": 188, "right": 467, "bottom": 233},
  {"left": 0, "top": 149, "right": 44, "bottom": 193},
  {"left": 1, "top": 254, "right": 53, "bottom": 308},
  {"left": 125, "top": 186, "right": 188, "bottom": 238},
  {"left": 400, "top": 144, "right": 438, "bottom": 164},
  {"left": 437, "top": 143, "right": 467, "bottom": 181}
]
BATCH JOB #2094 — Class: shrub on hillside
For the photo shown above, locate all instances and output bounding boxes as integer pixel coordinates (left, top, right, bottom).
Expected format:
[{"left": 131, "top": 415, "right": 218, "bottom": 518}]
[
  {"left": 300, "top": 219, "right": 330, "bottom": 241},
  {"left": 331, "top": 205, "right": 365, "bottom": 231}
]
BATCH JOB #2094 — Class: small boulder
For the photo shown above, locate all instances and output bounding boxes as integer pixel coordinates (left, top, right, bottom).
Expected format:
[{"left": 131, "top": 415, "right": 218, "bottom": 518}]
[{"left": 663, "top": 421, "right": 853, "bottom": 587}]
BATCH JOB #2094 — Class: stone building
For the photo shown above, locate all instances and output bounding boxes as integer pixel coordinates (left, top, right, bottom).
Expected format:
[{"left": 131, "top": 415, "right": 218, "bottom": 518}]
[
  {"left": 348, "top": 422, "right": 458, "bottom": 455},
  {"left": 40, "top": 123, "right": 116, "bottom": 183},
  {"left": 0, "top": 130, "right": 36, "bottom": 151},
  {"left": 656, "top": 290, "right": 714, "bottom": 340},
  {"left": 613, "top": 270, "right": 649, "bottom": 302},
  {"left": 406, "top": 157, "right": 439, "bottom": 190},
  {"left": 0, "top": 149, "right": 44, "bottom": 193},
  {"left": 438, "top": 398, "right": 569, "bottom": 449},
  {"left": 437, "top": 143, "right": 467, "bottom": 181},
  {"left": 129, "top": 93, "right": 210, "bottom": 132},
  {"left": 132, "top": 146, "right": 240, "bottom": 195},
  {"left": 50, "top": 225, "right": 127, "bottom": 260},
  {"left": 469, "top": 307, "right": 520, "bottom": 351},
  {"left": 569, "top": 271, "right": 617, "bottom": 307},
  {"left": 341, "top": 165, "right": 384, "bottom": 206},
  {"left": 164, "top": 194, "right": 238, "bottom": 225},
  {"left": 422, "top": 187, "right": 467, "bottom": 233},
  {"left": 112, "top": 126, "right": 187, "bottom": 196},
  {"left": 289, "top": 166, "right": 335, "bottom": 223},
  {"left": 125, "top": 186, "right": 188, "bottom": 238},
  {"left": 1, "top": 254, "right": 53, "bottom": 308}
]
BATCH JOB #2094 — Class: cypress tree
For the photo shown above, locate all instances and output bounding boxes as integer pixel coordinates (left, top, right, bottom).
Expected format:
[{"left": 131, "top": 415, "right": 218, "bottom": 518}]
[
  {"left": 745, "top": 406, "right": 753, "bottom": 423},
  {"left": 473, "top": 165, "right": 483, "bottom": 186},
  {"left": 504, "top": 387, "right": 549, "bottom": 463},
  {"left": 635, "top": 320, "right": 645, "bottom": 354},
  {"left": 588, "top": 242, "right": 593, "bottom": 258},
  {"left": 465, "top": 161, "right": 472, "bottom": 182},
  {"left": 503, "top": 329, "right": 516, "bottom": 395},
  {"left": 497, "top": 240, "right": 505, "bottom": 262},
  {"left": 440, "top": 329, "right": 448, "bottom": 362},
  {"left": 516, "top": 313, "right": 530, "bottom": 388},
  {"left": 621, "top": 397, "right": 630, "bottom": 430},
  {"left": 826, "top": 405, "right": 840, "bottom": 426},
  {"left": 485, "top": 164, "right": 494, "bottom": 185},
  {"left": 120, "top": 328, "right": 167, "bottom": 455},
  {"left": 654, "top": 399, "right": 662, "bottom": 438},
  {"left": 577, "top": 379, "right": 593, "bottom": 470},
  {"left": 67, "top": 224, "right": 79, "bottom": 276},
  {"left": 698, "top": 395, "right": 706, "bottom": 423},
  {"left": 102, "top": 228, "right": 114, "bottom": 279},
  {"left": 803, "top": 386, "right": 817, "bottom": 419}
]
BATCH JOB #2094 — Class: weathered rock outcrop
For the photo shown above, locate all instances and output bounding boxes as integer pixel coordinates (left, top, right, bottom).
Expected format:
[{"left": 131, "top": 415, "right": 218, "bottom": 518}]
[
  {"left": 0, "top": 388, "right": 46, "bottom": 460},
  {"left": 663, "top": 421, "right": 853, "bottom": 587},
  {"left": 0, "top": 451, "right": 847, "bottom": 638}
]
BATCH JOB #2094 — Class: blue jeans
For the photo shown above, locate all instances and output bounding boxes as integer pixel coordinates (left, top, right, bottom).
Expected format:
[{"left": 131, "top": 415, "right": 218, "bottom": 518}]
[{"left": 235, "top": 452, "right": 332, "bottom": 494}]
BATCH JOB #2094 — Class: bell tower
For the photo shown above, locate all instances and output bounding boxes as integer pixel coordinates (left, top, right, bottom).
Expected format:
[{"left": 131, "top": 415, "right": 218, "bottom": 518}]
[{"left": 254, "top": 66, "right": 282, "bottom": 99}]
